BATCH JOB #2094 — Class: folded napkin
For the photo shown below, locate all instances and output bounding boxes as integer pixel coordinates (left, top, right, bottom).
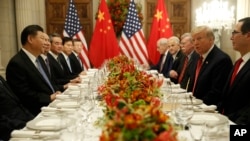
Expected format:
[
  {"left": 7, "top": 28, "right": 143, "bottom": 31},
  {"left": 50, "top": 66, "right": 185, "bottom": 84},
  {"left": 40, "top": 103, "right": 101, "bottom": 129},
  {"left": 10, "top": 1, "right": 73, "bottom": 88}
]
[
  {"left": 194, "top": 104, "right": 217, "bottom": 112},
  {"left": 56, "top": 94, "right": 78, "bottom": 100},
  {"left": 41, "top": 107, "right": 76, "bottom": 113},
  {"left": 11, "top": 130, "right": 60, "bottom": 139},
  {"left": 67, "top": 85, "right": 79, "bottom": 90}
]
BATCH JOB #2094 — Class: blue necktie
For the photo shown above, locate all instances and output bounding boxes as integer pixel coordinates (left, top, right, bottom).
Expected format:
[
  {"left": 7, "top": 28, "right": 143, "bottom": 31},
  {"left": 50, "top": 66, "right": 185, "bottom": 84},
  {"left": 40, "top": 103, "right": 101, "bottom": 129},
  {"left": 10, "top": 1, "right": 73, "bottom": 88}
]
[
  {"left": 36, "top": 59, "right": 55, "bottom": 92},
  {"left": 45, "top": 58, "right": 51, "bottom": 76},
  {"left": 66, "top": 57, "right": 72, "bottom": 73},
  {"left": 77, "top": 56, "right": 83, "bottom": 68}
]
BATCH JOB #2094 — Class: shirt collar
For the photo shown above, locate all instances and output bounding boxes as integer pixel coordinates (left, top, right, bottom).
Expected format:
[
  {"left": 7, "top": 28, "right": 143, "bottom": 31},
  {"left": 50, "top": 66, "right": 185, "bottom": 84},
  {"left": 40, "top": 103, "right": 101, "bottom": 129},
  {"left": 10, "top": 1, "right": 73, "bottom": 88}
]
[{"left": 21, "top": 48, "right": 37, "bottom": 66}]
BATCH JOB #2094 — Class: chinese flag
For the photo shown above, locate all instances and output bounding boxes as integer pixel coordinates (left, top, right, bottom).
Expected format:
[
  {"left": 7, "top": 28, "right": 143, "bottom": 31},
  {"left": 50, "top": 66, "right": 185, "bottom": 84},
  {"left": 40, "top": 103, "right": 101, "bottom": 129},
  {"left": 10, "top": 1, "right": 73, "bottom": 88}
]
[
  {"left": 89, "top": 0, "right": 120, "bottom": 68},
  {"left": 147, "top": 0, "right": 173, "bottom": 65}
]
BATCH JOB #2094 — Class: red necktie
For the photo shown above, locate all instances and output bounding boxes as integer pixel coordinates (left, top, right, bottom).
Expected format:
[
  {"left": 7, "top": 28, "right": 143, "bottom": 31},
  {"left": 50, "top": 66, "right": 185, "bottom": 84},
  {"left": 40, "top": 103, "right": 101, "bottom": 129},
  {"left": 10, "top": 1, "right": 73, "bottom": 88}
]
[
  {"left": 192, "top": 56, "right": 203, "bottom": 93},
  {"left": 178, "top": 56, "right": 188, "bottom": 83},
  {"left": 230, "top": 58, "right": 243, "bottom": 86}
]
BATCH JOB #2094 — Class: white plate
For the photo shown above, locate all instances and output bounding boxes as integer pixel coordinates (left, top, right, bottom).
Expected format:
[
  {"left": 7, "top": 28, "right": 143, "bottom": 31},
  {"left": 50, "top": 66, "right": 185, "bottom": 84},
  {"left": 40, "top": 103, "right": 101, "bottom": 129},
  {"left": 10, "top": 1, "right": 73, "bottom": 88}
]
[
  {"left": 177, "top": 98, "right": 203, "bottom": 105},
  {"left": 26, "top": 117, "right": 67, "bottom": 131},
  {"left": 190, "top": 112, "right": 229, "bottom": 125},
  {"left": 50, "top": 100, "right": 79, "bottom": 108}
]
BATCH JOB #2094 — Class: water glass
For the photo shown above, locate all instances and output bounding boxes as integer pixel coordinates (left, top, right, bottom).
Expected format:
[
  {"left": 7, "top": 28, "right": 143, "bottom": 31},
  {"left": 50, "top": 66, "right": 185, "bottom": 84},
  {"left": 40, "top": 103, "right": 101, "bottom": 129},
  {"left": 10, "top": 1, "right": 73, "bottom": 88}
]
[
  {"left": 189, "top": 121, "right": 204, "bottom": 141},
  {"left": 173, "top": 94, "right": 194, "bottom": 130}
]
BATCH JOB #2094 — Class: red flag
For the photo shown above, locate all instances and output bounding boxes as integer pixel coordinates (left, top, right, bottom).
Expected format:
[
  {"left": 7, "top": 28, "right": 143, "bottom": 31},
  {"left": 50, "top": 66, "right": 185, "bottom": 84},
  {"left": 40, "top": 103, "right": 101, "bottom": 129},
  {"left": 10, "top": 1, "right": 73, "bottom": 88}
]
[
  {"left": 119, "top": 0, "right": 148, "bottom": 65},
  {"left": 147, "top": 0, "right": 173, "bottom": 65},
  {"left": 89, "top": 0, "right": 120, "bottom": 68},
  {"left": 63, "top": 0, "right": 91, "bottom": 69}
]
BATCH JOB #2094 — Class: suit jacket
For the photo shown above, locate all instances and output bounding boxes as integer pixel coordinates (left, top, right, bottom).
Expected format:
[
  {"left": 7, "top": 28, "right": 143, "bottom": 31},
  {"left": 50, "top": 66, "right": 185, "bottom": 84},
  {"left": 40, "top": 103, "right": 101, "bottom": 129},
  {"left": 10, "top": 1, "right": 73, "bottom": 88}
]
[
  {"left": 170, "top": 50, "right": 185, "bottom": 83},
  {"left": 192, "top": 45, "right": 233, "bottom": 105},
  {"left": 47, "top": 53, "right": 72, "bottom": 85},
  {"left": 58, "top": 53, "right": 79, "bottom": 78},
  {"left": 38, "top": 55, "right": 65, "bottom": 92},
  {"left": 69, "top": 52, "right": 84, "bottom": 74},
  {"left": 6, "top": 50, "right": 58, "bottom": 116},
  {"left": 0, "top": 76, "right": 34, "bottom": 141},
  {"left": 150, "top": 52, "right": 173, "bottom": 78},
  {"left": 180, "top": 51, "right": 200, "bottom": 92},
  {"left": 218, "top": 58, "right": 250, "bottom": 125}
]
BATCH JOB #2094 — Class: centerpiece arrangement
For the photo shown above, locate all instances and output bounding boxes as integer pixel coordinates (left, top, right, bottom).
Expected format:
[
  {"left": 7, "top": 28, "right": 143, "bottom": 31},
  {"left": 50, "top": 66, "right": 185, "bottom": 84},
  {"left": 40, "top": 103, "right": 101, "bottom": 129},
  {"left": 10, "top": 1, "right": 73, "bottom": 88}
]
[{"left": 98, "top": 55, "right": 178, "bottom": 141}]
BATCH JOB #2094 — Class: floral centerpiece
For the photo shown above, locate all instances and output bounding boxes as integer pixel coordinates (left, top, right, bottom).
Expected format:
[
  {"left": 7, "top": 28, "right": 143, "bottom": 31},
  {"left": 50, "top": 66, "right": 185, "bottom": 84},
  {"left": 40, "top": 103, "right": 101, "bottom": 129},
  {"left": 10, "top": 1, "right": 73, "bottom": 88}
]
[
  {"left": 100, "top": 100, "right": 177, "bottom": 141},
  {"left": 97, "top": 55, "right": 178, "bottom": 141},
  {"left": 107, "top": 0, "right": 143, "bottom": 37}
]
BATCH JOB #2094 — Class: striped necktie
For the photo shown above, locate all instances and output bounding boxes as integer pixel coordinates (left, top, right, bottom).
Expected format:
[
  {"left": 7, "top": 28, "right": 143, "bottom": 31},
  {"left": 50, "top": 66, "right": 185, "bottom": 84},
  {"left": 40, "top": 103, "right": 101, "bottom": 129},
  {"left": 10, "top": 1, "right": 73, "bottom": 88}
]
[{"left": 36, "top": 59, "right": 55, "bottom": 92}]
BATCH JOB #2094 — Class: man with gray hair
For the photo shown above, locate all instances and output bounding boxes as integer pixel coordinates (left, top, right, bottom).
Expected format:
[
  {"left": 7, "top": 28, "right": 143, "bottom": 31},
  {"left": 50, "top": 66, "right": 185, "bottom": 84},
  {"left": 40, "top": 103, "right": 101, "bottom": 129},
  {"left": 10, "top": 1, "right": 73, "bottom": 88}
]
[{"left": 146, "top": 38, "right": 173, "bottom": 77}]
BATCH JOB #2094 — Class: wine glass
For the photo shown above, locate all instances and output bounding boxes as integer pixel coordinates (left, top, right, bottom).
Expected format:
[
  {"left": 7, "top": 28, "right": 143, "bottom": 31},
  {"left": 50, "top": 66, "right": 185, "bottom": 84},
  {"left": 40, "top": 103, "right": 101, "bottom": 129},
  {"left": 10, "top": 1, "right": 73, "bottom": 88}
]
[
  {"left": 173, "top": 93, "right": 194, "bottom": 130},
  {"left": 189, "top": 121, "right": 204, "bottom": 141}
]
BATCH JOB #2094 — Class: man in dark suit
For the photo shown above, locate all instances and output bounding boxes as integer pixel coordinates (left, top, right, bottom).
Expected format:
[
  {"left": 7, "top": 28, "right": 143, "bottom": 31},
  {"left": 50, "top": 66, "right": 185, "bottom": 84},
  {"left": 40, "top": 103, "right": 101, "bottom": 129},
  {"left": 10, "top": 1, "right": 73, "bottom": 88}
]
[
  {"left": 169, "top": 33, "right": 200, "bottom": 90},
  {"left": 69, "top": 39, "right": 85, "bottom": 74},
  {"left": 149, "top": 38, "right": 173, "bottom": 78},
  {"left": 168, "top": 36, "right": 185, "bottom": 83},
  {"left": 58, "top": 37, "right": 81, "bottom": 79},
  {"left": 38, "top": 33, "right": 66, "bottom": 92},
  {"left": 191, "top": 25, "right": 233, "bottom": 105},
  {"left": 6, "top": 25, "right": 61, "bottom": 116},
  {"left": 48, "top": 33, "right": 80, "bottom": 86},
  {"left": 0, "top": 75, "right": 34, "bottom": 141},
  {"left": 218, "top": 17, "right": 250, "bottom": 125}
]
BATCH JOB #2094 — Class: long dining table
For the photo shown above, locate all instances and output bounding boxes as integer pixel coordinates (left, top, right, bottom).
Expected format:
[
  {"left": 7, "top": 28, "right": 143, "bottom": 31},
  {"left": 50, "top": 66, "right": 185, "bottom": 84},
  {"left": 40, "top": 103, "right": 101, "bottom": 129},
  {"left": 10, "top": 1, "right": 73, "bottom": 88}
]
[{"left": 9, "top": 69, "right": 233, "bottom": 141}]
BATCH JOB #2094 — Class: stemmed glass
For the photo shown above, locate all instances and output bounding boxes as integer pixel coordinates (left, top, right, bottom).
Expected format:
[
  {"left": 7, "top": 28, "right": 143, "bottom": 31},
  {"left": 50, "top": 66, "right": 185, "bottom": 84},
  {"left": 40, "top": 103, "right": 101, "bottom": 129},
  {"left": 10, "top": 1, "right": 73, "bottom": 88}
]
[
  {"left": 173, "top": 93, "right": 194, "bottom": 130},
  {"left": 189, "top": 121, "right": 204, "bottom": 141}
]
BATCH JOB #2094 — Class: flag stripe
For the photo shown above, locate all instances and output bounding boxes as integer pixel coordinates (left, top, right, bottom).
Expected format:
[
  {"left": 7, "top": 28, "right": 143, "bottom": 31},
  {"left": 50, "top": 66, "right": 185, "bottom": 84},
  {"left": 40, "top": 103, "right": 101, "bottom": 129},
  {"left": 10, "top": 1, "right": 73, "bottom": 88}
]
[
  {"left": 120, "top": 33, "right": 134, "bottom": 58},
  {"left": 63, "top": 0, "right": 91, "bottom": 69},
  {"left": 74, "top": 33, "right": 91, "bottom": 69},
  {"left": 129, "top": 33, "right": 147, "bottom": 64}
]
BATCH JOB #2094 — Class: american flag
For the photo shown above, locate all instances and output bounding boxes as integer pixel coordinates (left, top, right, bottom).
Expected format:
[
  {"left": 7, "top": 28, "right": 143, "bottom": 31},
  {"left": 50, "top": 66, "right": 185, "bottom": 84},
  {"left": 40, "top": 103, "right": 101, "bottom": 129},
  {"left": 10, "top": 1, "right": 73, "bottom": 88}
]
[
  {"left": 63, "top": 0, "right": 91, "bottom": 70},
  {"left": 119, "top": 0, "right": 148, "bottom": 65}
]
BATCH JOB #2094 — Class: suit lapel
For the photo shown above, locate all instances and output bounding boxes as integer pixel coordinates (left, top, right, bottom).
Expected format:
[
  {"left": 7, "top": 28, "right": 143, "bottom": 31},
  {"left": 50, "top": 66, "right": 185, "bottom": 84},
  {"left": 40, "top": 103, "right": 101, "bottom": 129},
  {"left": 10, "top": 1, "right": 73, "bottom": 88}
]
[
  {"left": 231, "top": 59, "right": 250, "bottom": 87},
  {"left": 20, "top": 50, "right": 49, "bottom": 87}
]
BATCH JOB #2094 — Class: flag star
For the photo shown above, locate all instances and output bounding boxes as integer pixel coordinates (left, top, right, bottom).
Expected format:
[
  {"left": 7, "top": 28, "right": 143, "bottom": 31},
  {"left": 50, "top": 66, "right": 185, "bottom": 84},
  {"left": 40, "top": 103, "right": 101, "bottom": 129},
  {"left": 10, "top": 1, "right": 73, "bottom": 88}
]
[
  {"left": 154, "top": 9, "right": 163, "bottom": 21},
  {"left": 98, "top": 10, "right": 105, "bottom": 22}
]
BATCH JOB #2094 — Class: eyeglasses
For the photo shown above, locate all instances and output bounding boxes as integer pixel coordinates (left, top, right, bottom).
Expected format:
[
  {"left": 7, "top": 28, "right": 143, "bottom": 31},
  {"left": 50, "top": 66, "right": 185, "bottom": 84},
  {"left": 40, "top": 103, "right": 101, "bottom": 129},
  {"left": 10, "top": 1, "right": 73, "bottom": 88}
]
[{"left": 231, "top": 30, "right": 242, "bottom": 36}]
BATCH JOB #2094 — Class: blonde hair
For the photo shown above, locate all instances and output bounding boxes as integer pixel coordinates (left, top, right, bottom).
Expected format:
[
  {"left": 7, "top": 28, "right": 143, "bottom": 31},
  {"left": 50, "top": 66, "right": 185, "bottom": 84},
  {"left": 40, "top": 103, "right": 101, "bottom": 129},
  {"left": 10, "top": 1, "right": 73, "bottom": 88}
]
[{"left": 191, "top": 26, "right": 215, "bottom": 40}]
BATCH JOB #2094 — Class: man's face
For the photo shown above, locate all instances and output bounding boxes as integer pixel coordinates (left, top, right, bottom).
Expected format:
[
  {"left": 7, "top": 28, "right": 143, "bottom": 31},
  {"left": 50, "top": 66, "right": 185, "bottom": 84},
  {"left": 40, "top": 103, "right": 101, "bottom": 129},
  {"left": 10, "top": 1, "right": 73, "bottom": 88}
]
[
  {"left": 43, "top": 33, "right": 51, "bottom": 54},
  {"left": 62, "top": 41, "right": 73, "bottom": 56},
  {"left": 73, "top": 41, "right": 82, "bottom": 54},
  {"left": 30, "top": 31, "right": 45, "bottom": 56},
  {"left": 192, "top": 30, "right": 213, "bottom": 55},
  {"left": 230, "top": 21, "right": 248, "bottom": 52},
  {"left": 181, "top": 36, "right": 194, "bottom": 55},
  {"left": 157, "top": 44, "right": 168, "bottom": 54},
  {"left": 168, "top": 40, "right": 180, "bottom": 55},
  {"left": 50, "top": 37, "right": 63, "bottom": 55}
]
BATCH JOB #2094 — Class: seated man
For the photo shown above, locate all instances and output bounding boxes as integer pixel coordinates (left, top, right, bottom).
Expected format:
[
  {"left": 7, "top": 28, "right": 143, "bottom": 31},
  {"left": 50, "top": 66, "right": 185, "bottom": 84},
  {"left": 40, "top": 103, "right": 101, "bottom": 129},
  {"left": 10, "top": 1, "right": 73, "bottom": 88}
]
[
  {"left": 144, "top": 38, "right": 173, "bottom": 78},
  {"left": 0, "top": 75, "right": 34, "bottom": 141}
]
